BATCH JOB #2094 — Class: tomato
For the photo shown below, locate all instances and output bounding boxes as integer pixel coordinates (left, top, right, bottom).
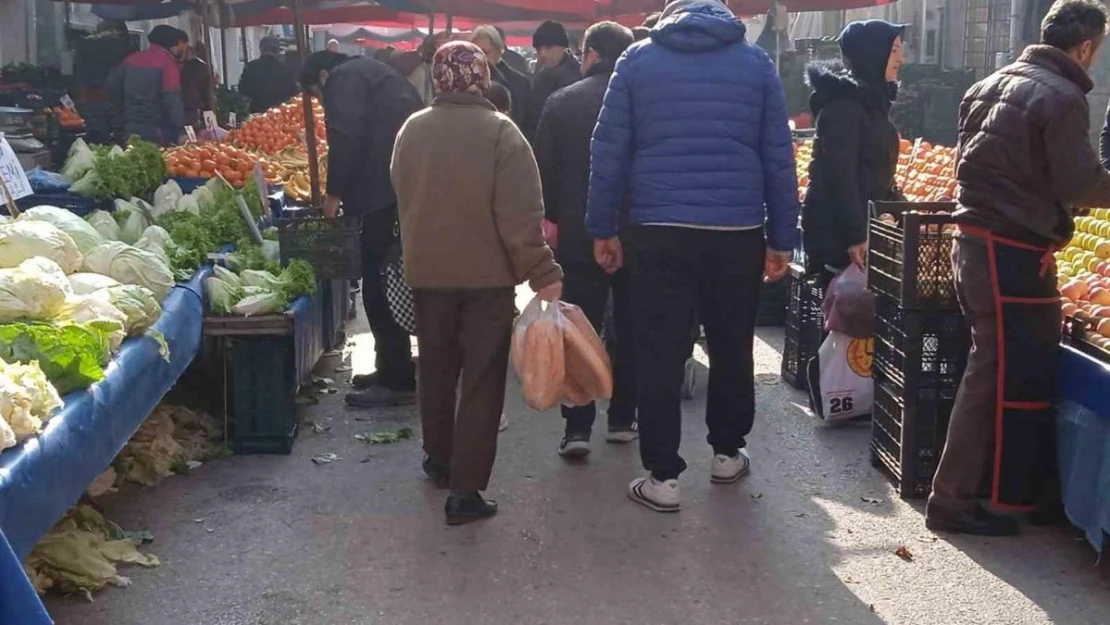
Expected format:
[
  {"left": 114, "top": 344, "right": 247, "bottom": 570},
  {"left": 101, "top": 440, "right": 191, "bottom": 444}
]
[{"left": 201, "top": 159, "right": 218, "bottom": 171}]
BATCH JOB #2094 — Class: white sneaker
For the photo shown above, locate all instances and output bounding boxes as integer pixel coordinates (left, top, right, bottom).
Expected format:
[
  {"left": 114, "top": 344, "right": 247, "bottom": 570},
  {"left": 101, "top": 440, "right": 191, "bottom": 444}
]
[
  {"left": 711, "top": 448, "right": 751, "bottom": 484},
  {"left": 498, "top": 413, "right": 508, "bottom": 432},
  {"left": 628, "top": 475, "right": 680, "bottom": 512}
]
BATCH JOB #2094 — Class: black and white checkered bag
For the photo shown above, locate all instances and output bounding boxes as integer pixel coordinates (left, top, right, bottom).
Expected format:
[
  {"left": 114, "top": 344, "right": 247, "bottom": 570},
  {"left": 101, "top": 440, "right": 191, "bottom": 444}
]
[{"left": 381, "top": 243, "right": 416, "bottom": 335}]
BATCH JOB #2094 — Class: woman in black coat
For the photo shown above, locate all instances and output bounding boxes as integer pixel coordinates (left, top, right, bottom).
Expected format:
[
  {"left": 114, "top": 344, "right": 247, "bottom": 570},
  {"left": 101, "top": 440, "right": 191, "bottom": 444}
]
[{"left": 801, "top": 20, "right": 905, "bottom": 278}]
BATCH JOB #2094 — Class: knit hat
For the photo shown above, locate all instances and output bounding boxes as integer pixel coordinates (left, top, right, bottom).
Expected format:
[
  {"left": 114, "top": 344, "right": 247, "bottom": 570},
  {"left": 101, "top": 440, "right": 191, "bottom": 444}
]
[
  {"left": 837, "top": 20, "right": 905, "bottom": 85},
  {"left": 533, "top": 20, "right": 570, "bottom": 48}
]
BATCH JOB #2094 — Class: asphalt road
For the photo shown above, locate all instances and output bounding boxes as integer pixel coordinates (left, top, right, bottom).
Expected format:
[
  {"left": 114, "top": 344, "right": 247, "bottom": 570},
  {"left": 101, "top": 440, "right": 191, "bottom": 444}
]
[{"left": 46, "top": 296, "right": 1110, "bottom": 625}]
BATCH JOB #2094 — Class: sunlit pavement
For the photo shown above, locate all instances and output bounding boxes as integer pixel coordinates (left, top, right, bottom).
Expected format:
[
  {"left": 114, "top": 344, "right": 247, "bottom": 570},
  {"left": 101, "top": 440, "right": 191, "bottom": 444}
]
[{"left": 46, "top": 290, "right": 1110, "bottom": 625}]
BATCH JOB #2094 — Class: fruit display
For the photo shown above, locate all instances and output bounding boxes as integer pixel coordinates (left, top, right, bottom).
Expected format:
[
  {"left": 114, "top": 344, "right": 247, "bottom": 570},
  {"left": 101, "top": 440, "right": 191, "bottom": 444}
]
[
  {"left": 164, "top": 143, "right": 258, "bottom": 188},
  {"left": 230, "top": 97, "right": 327, "bottom": 154},
  {"left": 47, "top": 107, "right": 86, "bottom": 130},
  {"left": 1056, "top": 209, "right": 1110, "bottom": 352},
  {"left": 794, "top": 137, "right": 957, "bottom": 202}
]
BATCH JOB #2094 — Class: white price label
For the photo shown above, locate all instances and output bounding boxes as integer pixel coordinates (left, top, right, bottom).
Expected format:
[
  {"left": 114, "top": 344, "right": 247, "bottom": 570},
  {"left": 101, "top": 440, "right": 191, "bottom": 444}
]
[
  {"left": 184, "top": 126, "right": 197, "bottom": 143},
  {"left": 60, "top": 94, "right": 76, "bottom": 110},
  {"left": 202, "top": 110, "right": 218, "bottom": 133},
  {"left": 0, "top": 134, "right": 34, "bottom": 203}
]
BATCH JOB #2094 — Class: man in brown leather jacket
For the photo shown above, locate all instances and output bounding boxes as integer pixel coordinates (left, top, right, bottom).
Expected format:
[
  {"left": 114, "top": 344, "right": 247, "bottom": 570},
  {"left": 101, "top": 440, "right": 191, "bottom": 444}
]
[{"left": 928, "top": 0, "right": 1110, "bottom": 536}]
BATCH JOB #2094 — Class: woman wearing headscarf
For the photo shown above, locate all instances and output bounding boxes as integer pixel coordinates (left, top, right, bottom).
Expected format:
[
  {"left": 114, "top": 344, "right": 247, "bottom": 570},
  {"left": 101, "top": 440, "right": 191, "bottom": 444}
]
[
  {"left": 801, "top": 20, "right": 905, "bottom": 278},
  {"left": 391, "top": 41, "right": 563, "bottom": 526}
]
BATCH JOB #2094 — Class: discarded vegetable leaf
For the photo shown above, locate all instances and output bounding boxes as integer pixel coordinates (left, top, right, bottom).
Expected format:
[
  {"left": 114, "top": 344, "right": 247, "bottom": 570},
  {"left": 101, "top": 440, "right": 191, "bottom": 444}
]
[
  {"left": 894, "top": 545, "right": 914, "bottom": 562},
  {"left": 355, "top": 427, "right": 413, "bottom": 445}
]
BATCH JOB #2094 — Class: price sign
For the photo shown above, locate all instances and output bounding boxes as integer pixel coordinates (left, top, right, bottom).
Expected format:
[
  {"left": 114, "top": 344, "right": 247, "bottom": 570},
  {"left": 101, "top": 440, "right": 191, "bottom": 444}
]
[
  {"left": 0, "top": 134, "right": 33, "bottom": 203},
  {"left": 60, "top": 94, "right": 76, "bottom": 110},
  {"left": 183, "top": 125, "right": 197, "bottom": 144},
  {"left": 202, "top": 110, "right": 218, "bottom": 133},
  {"left": 253, "top": 163, "right": 270, "bottom": 219},
  {"left": 228, "top": 112, "right": 237, "bottom": 128}
]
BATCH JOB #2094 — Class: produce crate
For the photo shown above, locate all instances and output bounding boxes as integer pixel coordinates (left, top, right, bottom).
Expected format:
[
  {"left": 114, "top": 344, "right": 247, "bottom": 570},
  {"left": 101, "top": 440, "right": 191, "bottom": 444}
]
[
  {"left": 11, "top": 192, "right": 111, "bottom": 217},
  {"left": 780, "top": 264, "right": 826, "bottom": 390},
  {"left": 870, "top": 367, "right": 957, "bottom": 498},
  {"left": 1062, "top": 313, "right": 1110, "bottom": 363},
  {"left": 202, "top": 294, "right": 325, "bottom": 454},
  {"left": 756, "top": 276, "right": 789, "bottom": 327},
  {"left": 277, "top": 210, "right": 362, "bottom": 279},
  {"left": 868, "top": 201, "right": 959, "bottom": 311},
  {"left": 872, "top": 294, "right": 969, "bottom": 392}
]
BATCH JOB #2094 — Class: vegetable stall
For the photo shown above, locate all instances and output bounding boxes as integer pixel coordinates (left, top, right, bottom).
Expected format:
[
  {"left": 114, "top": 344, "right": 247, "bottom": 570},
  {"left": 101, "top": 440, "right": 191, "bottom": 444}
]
[
  {"left": 0, "top": 93, "right": 349, "bottom": 620},
  {"left": 786, "top": 136, "right": 1110, "bottom": 553}
]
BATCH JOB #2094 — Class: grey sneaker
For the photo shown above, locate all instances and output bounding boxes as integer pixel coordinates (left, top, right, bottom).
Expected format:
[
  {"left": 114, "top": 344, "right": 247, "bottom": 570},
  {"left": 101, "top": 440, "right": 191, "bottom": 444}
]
[
  {"left": 558, "top": 432, "right": 591, "bottom": 458},
  {"left": 606, "top": 422, "right": 639, "bottom": 444}
]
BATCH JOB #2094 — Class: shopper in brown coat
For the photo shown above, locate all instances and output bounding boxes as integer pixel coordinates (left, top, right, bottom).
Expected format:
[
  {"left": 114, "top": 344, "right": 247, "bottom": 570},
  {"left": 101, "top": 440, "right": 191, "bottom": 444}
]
[
  {"left": 928, "top": 0, "right": 1110, "bottom": 536},
  {"left": 391, "top": 40, "right": 563, "bottom": 526}
]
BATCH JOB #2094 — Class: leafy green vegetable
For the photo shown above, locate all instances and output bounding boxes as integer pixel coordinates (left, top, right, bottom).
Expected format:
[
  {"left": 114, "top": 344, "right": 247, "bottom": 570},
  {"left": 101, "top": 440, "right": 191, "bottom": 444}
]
[
  {"left": 355, "top": 427, "right": 413, "bottom": 445},
  {"left": 0, "top": 322, "right": 120, "bottom": 394}
]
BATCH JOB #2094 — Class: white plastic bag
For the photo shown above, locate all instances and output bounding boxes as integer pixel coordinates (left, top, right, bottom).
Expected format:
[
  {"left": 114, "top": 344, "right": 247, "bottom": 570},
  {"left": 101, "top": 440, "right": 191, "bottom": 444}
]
[
  {"left": 810, "top": 331, "right": 873, "bottom": 421},
  {"left": 511, "top": 296, "right": 566, "bottom": 411}
]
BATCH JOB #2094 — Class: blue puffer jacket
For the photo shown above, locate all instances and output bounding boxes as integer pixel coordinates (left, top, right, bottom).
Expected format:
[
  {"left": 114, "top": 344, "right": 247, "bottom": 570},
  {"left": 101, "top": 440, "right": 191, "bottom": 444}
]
[{"left": 585, "top": 1, "right": 800, "bottom": 252}]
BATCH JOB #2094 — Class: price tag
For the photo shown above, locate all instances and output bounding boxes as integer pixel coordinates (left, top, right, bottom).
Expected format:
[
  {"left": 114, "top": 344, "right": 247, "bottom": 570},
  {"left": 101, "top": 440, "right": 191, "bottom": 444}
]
[
  {"left": 235, "top": 196, "right": 264, "bottom": 245},
  {"left": 184, "top": 125, "right": 197, "bottom": 144},
  {"left": 202, "top": 110, "right": 218, "bottom": 133},
  {"left": 228, "top": 112, "right": 237, "bottom": 127},
  {"left": 0, "top": 134, "right": 34, "bottom": 203},
  {"left": 253, "top": 163, "right": 270, "bottom": 219},
  {"left": 60, "top": 94, "right": 76, "bottom": 110}
]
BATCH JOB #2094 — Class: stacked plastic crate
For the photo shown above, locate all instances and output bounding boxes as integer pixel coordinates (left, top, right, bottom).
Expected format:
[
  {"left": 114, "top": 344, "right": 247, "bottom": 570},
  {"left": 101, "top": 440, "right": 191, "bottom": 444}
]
[
  {"left": 868, "top": 201, "right": 969, "bottom": 498},
  {"left": 780, "top": 263, "right": 826, "bottom": 391}
]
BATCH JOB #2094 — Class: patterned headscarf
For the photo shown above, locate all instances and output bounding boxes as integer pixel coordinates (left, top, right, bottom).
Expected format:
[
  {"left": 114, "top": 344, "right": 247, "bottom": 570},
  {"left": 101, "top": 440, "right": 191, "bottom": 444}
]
[{"left": 432, "top": 41, "right": 491, "bottom": 96}]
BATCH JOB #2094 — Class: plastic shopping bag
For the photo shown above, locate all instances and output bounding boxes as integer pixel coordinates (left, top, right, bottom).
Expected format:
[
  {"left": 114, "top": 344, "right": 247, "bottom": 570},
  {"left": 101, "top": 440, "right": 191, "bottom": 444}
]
[
  {"left": 559, "top": 302, "right": 612, "bottom": 406},
  {"left": 821, "top": 265, "right": 875, "bottom": 338},
  {"left": 807, "top": 330, "right": 874, "bottom": 421},
  {"left": 511, "top": 296, "right": 566, "bottom": 411}
]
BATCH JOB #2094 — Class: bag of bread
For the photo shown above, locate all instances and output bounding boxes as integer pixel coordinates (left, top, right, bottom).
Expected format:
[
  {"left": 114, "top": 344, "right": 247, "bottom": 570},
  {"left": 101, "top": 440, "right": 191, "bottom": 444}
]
[
  {"left": 511, "top": 296, "right": 566, "bottom": 411},
  {"left": 560, "top": 302, "right": 613, "bottom": 403}
]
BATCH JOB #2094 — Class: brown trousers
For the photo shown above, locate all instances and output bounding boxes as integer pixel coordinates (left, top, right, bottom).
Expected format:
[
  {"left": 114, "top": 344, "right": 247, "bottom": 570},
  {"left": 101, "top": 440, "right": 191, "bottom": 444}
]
[
  {"left": 414, "top": 288, "right": 515, "bottom": 492},
  {"left": 930, "top": 237, "right": 997, "bottom": 510}
]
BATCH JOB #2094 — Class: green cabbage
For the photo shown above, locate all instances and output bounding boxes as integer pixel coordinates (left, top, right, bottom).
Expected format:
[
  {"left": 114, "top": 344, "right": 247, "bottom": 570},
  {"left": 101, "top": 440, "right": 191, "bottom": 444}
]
[
  {"left": 0, "top": 258, "right": 72, "bottom": 322},
  {"left": 92, "top": 284, "right": 162, "bottom": 336},
  {"left": 113, "top": 199, "right": 149, "bottom": 245},
  {"left": 68, "top": 169, "right": 101, "bottom": 197},
  {"left": 134, "top": 225, "right": 173, "bottom": 267},
  {"left": 85, "top": 210, "right": 120, "bottom": 241},
  {"left": 212, "top": 265, "right": 241, "bottom": 289},
  {"left": 61, "top": 139, "right": 96, "bottom": 183},
  {"left": 239, "top": 269, "right": 280, "bottom": 291},
  {"left": 0, "top": 358, "right": 62, "bottom": 433},
  {"left": 0, "top": 321, "right": 120, "bottom": 394},
  {"left": 0, "top": 221, "right": 84, "bottom": 273},
  {"left": 204, "top": 277, "right": 242, "bottom": 315},
  {"left": 82, "top": 242, "right": 175, "bottom": 302},
  {"left": 19, "top": 206, "right": 105, "bottom": 255},
  {"left": 232, "top": 291, "right": 286, "bottom": 316},
  {"left": 68, "top": 273, "right": 121, "bottom": 295},
  {"left": 55, "top": 295, "right": 128, "bottom": 350}
]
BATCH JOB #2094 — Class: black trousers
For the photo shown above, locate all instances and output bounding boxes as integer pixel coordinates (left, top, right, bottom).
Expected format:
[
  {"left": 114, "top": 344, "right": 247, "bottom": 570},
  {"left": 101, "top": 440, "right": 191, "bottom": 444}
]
[
  {"left": 630, "top": 226, "right": 765, "bottom": 481},
  {"left": 360, "top": 207, "right": 415, "bottom": 390},
  {"left": 560, "top": 262, "right": 637, "bottom": 434}
]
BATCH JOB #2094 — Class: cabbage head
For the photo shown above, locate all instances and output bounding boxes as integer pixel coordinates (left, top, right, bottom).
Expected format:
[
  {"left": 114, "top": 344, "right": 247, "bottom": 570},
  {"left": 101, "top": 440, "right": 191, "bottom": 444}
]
[
  {"left": 175, "top": 194, "right": 200, "bottom": 215},
  {"left": 0, "top": 359, "right": 62, "bottom": 423},
  {"left": 68, "top": 272, "right": 121, "bottom": 295},
  {"left": 68, "top": 169, "right": 101, "bottom": 197},
  {"left": 85, "top": 210, "right": 120, "bottom": 241},
  {"left": 82, "top": 242, "right": 175, "bottom": 302},
  {"left": 19, "top": 205, "right": 104, "bottom": 255},
  {"left": 0, "top": 258, "right": 72, "bottom": 322},
  {"left": 192, "top": 186, "right": 215, "bottom": 210},
  {"left": 55, "top": 295, "right": 129, "bottom": 350},
  {"left": 92, "top": 284, "right": 162, "bottom": 335},
  {"left": 60, "top": 139, "right": 95, "bottom": 183},
  {"left": 205, "top": 277, "right": 243, "bottom": 315},
  {"left": 0, "top": 221, "right": 83, "bottom": 274},
  {"left": 212, "top": 265, "right": 241, "bottom": 289},
  {"left": 113, "top": 199, "right": 149, "bottom": 245},
  {"left": 239, "top": 269, "right": 280, "bottom": 291},
  {"left": 232, "top": 291, "right": 286, "bottom": 316},
  {"left": 135, "top": 225, "right": 173, "bottom": 266},
  {"left": 153, "top": 180, "right": 183, "bottom": 211}
]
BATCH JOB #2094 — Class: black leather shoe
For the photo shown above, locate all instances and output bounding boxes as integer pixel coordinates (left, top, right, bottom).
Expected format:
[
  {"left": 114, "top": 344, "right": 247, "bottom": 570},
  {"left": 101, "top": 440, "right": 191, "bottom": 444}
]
[
  {"left": 445, "top": 492, "right": 498, "bottom": 526},
  {"left": 345, "top": 386, "right": 416, "bottom": 408},
  {"left": 350, "top": 372, "right": 381, "bottom": 390},
  {"left": 423, "top": 457, "right": 449, "bottom": 489},
  {"left": 925, "top": 503, "right": 1019, "bottom": 537}
]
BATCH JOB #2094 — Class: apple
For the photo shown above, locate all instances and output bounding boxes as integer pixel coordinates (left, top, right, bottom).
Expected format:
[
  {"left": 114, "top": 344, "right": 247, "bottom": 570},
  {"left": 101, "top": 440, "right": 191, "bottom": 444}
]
[
  {"left": 1062, "top": 279, "right": 1090, "bottom": 301},
  {"left": 1093, "top": 288, "right": 1110, "bottom": 305}
]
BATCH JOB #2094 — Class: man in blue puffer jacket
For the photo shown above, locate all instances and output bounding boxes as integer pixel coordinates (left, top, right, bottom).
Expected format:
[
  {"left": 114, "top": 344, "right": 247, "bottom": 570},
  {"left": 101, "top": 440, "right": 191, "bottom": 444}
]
[{"left": 586, "top": 0, "right": 799, "bottom": 513}]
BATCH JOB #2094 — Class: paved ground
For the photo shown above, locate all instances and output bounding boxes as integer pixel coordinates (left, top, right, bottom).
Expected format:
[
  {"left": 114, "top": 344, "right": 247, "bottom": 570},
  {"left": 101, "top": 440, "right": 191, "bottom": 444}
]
[{"left": 46, "top": 293, "right": 1110, "bottom": 625}]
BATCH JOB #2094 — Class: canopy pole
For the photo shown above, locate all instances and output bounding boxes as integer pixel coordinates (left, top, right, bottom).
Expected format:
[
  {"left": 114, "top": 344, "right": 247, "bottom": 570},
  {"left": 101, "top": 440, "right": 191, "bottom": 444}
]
[
  {"left": 219, "top": 3, "right": 229, "bottom": 85},
  {"left": 446, "top": 14, "right": 454, "bottom": 34},
  {"left": 293, "top": 0, "right": 322, "bottom": 207},
  {"left": 240, "top": 27, "right": 249, "bottom": 64}
]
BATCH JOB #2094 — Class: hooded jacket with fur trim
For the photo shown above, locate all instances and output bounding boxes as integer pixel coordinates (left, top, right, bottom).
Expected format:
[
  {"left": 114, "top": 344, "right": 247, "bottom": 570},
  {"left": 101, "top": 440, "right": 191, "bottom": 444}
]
[{"left": 801, "top": 60, "right": 901, "bottom": 272}]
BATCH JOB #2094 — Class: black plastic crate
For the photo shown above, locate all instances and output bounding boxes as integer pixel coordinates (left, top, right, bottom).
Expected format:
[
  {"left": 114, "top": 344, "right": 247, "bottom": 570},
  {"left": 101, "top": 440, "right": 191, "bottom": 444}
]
[
  {"left": 321, "top": 278, "right": 351, "bottom": 350},
  {"left": 756, "top": 276, "right": 789, "bottom": 327},
  {"left": 868, "top": 201, "right": 959, "bottom": 311},
  {"left": 872, "top": 294, "right": 969, "bottom": 391},
  {"left": 277, "top": 210, "right": 362, "bottom": 279},
  {"left": 870, "top": 369, "right": 957, "bottom": 498},
  {"left": 780, "top": 264, "right": 826, "bottom": 390},
  {"left": 228, "top": 336, "right": 298, "bottom": 454}
]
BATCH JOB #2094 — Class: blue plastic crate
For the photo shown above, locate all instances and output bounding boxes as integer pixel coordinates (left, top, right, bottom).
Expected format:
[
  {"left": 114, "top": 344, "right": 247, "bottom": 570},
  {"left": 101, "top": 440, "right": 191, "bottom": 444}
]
[{"left": 10, "top": 192, "right": 112, "bottom": 217}]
